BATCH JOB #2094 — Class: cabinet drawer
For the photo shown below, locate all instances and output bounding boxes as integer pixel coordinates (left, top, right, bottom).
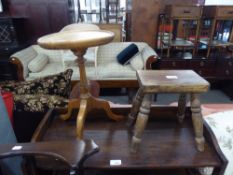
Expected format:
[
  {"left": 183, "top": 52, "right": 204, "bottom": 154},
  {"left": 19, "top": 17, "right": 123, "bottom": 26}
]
[
  {"left": 225, "top": 60, "right": 233, "bottom": 75},
  {"left": 226, "top": 60, "right": 233, "bottom": 67},
  {"left": 217, "top": 59, "right": 233, "bottom": 77},
  {"left": 189, "top": 60, "right": 216, "bottom": 69},
  {"left": 166, "top": 5, "right": 202, "bottom": 18},
  {"left": 193, "top": 69, "right": 215, "bottom": 77},
  {"left": 217, "top": 6, "right": 233, "bottom": 18},
  {"left": 159, "top": 60, "right": 187, "bottom": 69},
  {"left": 203, "top": 6, "right": 233, "bottom": 18}
]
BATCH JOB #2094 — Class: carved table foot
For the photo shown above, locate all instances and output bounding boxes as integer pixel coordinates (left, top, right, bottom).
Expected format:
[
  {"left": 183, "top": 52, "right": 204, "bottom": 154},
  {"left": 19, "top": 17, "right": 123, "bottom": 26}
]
[
  {"left": 61, "top": 95, "right": 124, "bottom": 139},
  {"left": 89, "top": 96, "right": 124, "bottom": 121},
  {"left": 60, "top": 99, "right": 81, "bottom": 120},
  {"left": 76, "top": 99, "right": 89, "bottom": 139}
]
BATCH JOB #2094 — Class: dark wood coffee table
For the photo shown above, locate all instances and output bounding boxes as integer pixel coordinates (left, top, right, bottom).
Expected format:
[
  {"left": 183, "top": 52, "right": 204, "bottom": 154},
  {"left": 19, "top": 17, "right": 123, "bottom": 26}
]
[
  {"left": 127, "top": 70, "right": 210, "bottom": 153},
  {"left": 32, "top": 106, "right": 226, "bottom": 175}
]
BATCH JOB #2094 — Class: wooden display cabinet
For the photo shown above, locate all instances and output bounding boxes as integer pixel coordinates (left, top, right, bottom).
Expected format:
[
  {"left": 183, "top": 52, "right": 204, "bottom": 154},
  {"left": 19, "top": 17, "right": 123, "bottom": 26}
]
[
  {"left": 157, "top": 5, "right": 233, "bottom": 87},
  {"left": 160, "top": 5, "right": 202, "bottom": 58},
  {"left": 201, "top": 6, "right": 233, "bottom": 58}
]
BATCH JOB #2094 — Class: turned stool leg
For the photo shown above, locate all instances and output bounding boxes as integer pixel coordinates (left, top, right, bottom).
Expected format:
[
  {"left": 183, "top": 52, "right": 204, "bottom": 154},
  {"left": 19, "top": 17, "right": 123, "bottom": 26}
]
[
  {"left": 177, "top": 93, "right": 187, "bottom": 123},
  {"left": 127, "top": 88, "right": 144, "bottom": 127},
  {"left": 190, "top": 93, "right": 205, "bottom": 152},
  {"left": 131, "top": 94, "right": 153, "bottom": 153}
]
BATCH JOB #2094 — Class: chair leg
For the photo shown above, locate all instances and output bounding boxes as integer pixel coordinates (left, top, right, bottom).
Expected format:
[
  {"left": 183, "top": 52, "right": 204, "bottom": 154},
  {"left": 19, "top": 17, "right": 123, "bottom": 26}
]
[{"left": 127, "top": 88, "right": 137, "bottom": 104}]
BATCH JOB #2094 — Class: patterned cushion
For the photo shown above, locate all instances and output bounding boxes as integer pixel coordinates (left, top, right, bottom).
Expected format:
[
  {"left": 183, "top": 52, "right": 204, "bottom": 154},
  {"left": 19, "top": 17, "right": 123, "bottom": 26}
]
[
  {"left": 28, "top": 53, "right": 49, "bottom": 73},
  {"left": 14, "top": 94, "right": 68, "bottom": 112},
  {"left": 0, "top": 69, "right": 73, "bottom": 98}
]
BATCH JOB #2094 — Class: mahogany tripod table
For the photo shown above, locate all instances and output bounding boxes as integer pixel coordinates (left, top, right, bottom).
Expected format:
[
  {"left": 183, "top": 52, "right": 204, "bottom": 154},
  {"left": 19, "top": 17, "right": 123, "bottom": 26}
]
[
  {"left": 127, "top": 70, "right": 210, "bottom": 153},
  {"left": 38, "top": 30, "right": 123, "bottom": 139}
]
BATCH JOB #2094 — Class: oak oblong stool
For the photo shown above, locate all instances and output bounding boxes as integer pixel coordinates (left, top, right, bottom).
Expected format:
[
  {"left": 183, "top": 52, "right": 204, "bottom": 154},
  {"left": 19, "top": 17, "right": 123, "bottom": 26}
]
[{"left": 128, "top": 70, "right": 210, "bottom": 153}]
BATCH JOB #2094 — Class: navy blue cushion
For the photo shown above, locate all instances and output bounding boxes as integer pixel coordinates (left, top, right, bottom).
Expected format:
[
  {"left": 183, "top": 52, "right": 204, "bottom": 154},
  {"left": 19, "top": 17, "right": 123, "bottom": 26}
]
[{"left": 117, "top": 44, "right": 139, "bottom": 65}]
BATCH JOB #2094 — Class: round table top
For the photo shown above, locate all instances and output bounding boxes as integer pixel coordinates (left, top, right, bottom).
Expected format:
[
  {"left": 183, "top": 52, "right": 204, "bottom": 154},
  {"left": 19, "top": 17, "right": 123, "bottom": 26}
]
[{"left": 37, "top": 30, "right": 115, "bottom": 50}]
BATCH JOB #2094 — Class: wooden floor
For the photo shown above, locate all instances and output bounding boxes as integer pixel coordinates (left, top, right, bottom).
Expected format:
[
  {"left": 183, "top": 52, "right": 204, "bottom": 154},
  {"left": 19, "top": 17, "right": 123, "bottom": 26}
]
[{"left": 40, "top": 106, "right": 222, "bottom": 170}]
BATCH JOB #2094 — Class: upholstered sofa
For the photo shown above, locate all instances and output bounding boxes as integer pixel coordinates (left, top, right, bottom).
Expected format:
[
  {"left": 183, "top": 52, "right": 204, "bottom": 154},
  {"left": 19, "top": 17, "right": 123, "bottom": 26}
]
[{"left": 10, "top": 42, "right": 158, "bottom": 88}]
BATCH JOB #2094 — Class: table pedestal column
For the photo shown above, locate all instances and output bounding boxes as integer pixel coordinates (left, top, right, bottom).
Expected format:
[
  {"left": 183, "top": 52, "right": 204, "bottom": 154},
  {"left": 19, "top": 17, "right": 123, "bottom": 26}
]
[{"left": 60, "top": 49, "right": 124, "bottom": 139}]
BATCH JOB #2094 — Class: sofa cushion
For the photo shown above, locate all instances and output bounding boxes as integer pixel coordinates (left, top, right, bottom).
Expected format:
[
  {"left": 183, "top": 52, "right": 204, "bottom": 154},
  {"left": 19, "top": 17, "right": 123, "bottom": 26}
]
[
  {"left": 0, "top": 69, "right": 73, "bottom": 98},
  {"left": 28, "top": 53, "right": 49, "bottom": 73},
  {"left": 117, "top": 43, "right": 139, "bottom": 65},
  {"left": 97, "top": 42, "right": 147, "bottom": 66},
  {"left": 97, "top": 63, "right": 136, "bottom": 79}
]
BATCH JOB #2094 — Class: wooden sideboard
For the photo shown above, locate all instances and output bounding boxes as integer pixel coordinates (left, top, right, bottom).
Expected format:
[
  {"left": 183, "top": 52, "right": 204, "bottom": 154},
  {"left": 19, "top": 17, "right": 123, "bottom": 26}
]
[
  {"left": 150, "top": 54, "right": 233, "bottom": 100},
  {"left": 157, "top": 57, "right": 233, "bottom": 81}
]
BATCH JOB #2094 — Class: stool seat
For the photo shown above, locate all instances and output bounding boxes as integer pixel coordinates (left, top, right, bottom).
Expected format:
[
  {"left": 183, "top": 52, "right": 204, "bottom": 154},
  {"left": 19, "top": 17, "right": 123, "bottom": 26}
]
[{"left": 137, "top": 70, "right": 209, "bottom": 93}]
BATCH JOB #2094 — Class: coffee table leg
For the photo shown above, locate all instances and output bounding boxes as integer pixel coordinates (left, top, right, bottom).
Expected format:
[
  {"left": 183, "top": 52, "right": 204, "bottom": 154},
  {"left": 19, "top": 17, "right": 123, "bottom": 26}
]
[
  {"left": 131, "top": 94, "right": 152, "bottom": 153},
  {"left": 177, "top": 93, "right": 187, "bottom": 123},
  {"left": 190, "top": 93, "right": 205, "bottom": 152},
  {"left": 127, "top": 88, "right": 144, "bottom": 127}
]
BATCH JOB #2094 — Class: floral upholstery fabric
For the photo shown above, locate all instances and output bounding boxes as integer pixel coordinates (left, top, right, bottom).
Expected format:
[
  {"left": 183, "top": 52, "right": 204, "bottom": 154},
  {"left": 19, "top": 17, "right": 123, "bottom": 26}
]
[
  {"left": 0, "top": 69, "right": 73, "bottom": 112},
  {"left": 200, "top": 110, "right": 233, "bottom": 175},
  {"left": 14, "top": 94, "right": 68, "bottom": 112},
  {"left": 0, "top": 69, "right": 73, "bottom": 98}
]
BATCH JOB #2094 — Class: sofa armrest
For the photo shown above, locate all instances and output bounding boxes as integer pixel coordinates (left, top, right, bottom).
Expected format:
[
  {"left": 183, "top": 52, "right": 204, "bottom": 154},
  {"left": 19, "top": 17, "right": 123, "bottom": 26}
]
[
  {"left": 146, "top": 55, "right": 159, "bottom": 70},
  {"left": 141, "top": 44, "right": 160, "bottom": 70},
  {"left": 10, "top": 46, "right": 38, "bottom": 81},
  {"left": 141, "top": 45, "right": 157, "bottom": 63}
]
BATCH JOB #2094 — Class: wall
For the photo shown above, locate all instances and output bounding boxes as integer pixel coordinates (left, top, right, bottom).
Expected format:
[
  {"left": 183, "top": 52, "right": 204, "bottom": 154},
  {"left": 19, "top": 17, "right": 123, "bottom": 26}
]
[
  {"left": 7, "top": 0, "right": 70, "bottom": 44},
  {"left": 131, "top": 0, "right": 204, "bottom": 48},
  {"left": 6, "top": 0, "right": 208, "bottom": 46},
  {"left": 131, "top": 0, "right": 158, "bottom": 48}
]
